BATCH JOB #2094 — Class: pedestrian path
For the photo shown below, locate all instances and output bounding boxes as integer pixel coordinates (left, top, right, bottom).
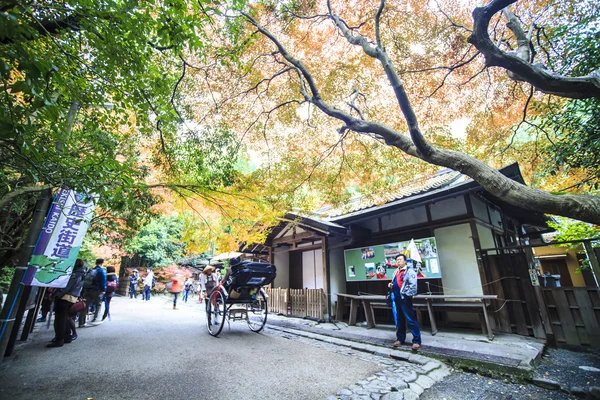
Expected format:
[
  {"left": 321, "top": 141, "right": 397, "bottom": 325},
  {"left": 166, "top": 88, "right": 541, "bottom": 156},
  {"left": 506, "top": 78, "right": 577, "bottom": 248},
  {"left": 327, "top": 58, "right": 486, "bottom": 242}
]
[{"left": 266, "top": 314, "right": 545, "bottom": 379}]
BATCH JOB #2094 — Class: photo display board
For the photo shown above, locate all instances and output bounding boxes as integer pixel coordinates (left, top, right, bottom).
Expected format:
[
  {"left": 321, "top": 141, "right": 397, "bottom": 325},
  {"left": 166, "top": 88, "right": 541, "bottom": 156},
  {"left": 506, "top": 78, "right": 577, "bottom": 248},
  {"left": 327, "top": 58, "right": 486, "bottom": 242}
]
[{"left": 344, "top": 237, "right": 441, "bottom": 281}]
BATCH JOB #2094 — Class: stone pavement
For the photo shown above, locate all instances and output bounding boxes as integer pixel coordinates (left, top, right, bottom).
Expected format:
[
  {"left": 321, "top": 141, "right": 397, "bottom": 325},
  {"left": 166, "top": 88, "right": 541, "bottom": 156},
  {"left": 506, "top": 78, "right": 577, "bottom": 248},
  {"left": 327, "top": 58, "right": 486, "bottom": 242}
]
[
  {"left": 266, "top": 314, "right": 545, "bottom": 379},
  {"left": 267, "top": 325, "right": 452, "bottom": 400}
]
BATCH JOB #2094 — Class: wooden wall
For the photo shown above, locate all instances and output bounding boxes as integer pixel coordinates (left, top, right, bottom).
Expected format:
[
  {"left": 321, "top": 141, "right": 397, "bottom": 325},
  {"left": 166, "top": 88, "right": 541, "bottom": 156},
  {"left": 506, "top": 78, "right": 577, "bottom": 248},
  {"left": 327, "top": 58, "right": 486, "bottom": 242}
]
[{"left": 543, "top": 287, "right": 600, "bottom": 348}]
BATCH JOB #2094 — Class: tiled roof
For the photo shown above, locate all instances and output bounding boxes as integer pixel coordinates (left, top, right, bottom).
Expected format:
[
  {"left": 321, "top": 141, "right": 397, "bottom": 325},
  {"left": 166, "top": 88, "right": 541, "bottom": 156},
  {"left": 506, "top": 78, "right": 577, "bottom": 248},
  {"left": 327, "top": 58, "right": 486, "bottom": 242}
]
[{"left": 316, "top": 169, "right": 464, "bottom": 219}]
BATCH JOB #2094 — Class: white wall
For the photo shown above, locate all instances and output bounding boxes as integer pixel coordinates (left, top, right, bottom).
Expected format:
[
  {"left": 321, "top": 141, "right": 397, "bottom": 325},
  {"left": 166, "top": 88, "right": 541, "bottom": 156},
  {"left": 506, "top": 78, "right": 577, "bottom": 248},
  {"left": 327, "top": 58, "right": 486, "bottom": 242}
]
[
  {"left": 302, "top": 249, "right": 323, "bottom": 289},
  {"left": 434, "top": 223, "right": 483, "bottom": 296},
  {"left": 435, "top": 223, "right": 483, "bottom": 325},
  {"left": 329, "top": 247, "right": 347, "bottom": 314},
  {"left": 273, "top": 252, "right": 290, "bottom": 289}
]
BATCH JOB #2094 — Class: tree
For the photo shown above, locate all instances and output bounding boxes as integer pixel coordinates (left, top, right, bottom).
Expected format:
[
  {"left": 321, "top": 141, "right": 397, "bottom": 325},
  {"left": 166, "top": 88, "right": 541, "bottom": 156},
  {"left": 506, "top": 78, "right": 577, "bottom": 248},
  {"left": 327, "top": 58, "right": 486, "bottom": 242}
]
[
  {"left": 0, "top": 1, "right": 253, "bottom": 268},
  {"left": 183, "top": 0, "right": 600, "bottom": 224},
  {"left": 125, "top": 215, "right": 186, "bottom": 267}
]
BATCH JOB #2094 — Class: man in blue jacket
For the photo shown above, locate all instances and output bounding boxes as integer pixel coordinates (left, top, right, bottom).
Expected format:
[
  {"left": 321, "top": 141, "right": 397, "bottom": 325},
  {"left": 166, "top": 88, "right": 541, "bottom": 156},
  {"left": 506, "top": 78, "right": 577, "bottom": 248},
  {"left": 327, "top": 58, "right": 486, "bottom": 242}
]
[
  {"left": 82, "top": 258, "right": 107, "bottom": 326},
  {"left": 388, "top": 254, "right": 421, "bottom": 350}
]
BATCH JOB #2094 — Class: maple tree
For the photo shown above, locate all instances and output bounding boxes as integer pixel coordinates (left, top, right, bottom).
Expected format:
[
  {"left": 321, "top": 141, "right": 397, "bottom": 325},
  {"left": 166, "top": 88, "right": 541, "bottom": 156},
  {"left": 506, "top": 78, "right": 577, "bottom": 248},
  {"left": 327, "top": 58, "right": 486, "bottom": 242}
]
[
  {"left": 2, "top": 0, "right": 599, "bottom": 269},
  {"left": 180, "top": 0, "right": 600, "bottom": 225}
]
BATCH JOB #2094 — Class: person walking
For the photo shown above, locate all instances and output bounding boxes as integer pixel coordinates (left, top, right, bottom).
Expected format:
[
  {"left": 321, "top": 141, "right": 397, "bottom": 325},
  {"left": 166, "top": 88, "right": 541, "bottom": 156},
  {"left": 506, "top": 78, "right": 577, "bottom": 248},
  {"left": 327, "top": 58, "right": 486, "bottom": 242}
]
[
  {"left": 47, "top": 259, "right": 85, "bottom": 348},
  {"left": 182, "top": 277, "right": 193, "bottom": 303},
  {"left": 129, "top": 269, "right": 139, "bottom": 299},
  {"left": 388, "top": 254, "right": 421, "bottom": 351},
  {"left": 102, "top": 266, "right": 118, "bottom": 321},
  {"left": 80, "top": 258, "right": 107, "bottom": 326},
  {"left": 142, "top": 267, "right": 154, "bottom": 301},
  {"left": 169, "top": 272, "right": 184, "bottom": 310}
]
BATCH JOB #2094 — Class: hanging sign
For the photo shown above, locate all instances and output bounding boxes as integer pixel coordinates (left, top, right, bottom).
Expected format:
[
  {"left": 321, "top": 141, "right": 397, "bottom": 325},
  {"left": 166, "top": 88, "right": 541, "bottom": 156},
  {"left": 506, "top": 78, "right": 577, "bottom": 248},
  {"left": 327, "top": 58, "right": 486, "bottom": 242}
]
[{"left": 23, "top": 189, "right": 96, "bottom": 287}]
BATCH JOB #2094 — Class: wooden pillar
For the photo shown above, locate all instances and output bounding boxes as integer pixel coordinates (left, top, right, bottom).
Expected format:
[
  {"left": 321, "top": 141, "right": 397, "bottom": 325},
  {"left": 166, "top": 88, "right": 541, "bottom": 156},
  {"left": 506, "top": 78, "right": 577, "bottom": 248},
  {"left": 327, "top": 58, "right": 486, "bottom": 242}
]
[
  {"left": 584, "top": 241, "right": 600, "bottom": 287},
  {"left": 469, "top": 220, "right": 489, "bottom": 290},
  {"left": 523, "top": 245, "right": 555, "bottom": 344}
]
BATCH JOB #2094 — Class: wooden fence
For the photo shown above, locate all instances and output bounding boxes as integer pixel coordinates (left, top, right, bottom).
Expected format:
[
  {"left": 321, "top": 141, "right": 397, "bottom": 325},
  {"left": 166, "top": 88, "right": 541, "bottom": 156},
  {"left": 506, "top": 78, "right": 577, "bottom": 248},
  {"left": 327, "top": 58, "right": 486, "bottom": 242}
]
[
  {"left": 542, "top": 287, "right": 600, "bottom": 348},
  {"left": 480, "top": 250, "right": 600, "bottom": 348},
  {"left": 265, "top": 288, "right": 326, "bottom": 321},
  {"left": 480, "top": 251, "right": 546, "bottom": 339}
]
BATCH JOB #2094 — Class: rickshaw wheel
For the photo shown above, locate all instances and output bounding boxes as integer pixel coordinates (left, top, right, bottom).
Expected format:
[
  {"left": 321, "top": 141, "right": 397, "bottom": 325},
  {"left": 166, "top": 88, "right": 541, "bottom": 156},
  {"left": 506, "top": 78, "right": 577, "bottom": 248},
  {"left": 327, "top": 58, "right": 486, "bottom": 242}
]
[
  {"left": 247, "top": 290, "right": 268, "bottom": 332},
  {"left": 207, "top": 289, "right": 226, "bottom": 337}
]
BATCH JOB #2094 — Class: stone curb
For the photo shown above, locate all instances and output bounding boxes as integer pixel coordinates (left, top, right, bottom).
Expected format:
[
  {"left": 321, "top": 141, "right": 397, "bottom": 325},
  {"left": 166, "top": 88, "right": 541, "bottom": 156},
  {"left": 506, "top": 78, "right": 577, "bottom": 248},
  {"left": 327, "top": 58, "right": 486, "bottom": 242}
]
[{"left": 268, "top": 325, "right": 452, "bottom": 399}]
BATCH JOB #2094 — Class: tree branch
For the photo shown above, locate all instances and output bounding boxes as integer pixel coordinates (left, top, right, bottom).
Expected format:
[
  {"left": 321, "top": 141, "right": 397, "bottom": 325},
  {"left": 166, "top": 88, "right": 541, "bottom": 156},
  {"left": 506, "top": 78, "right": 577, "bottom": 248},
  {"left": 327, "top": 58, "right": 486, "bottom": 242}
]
[
  {"left": 0, "top": 185, "right": 54, "bottom": 211},
  {"left": 467, "top": 0, "right": 600, "bottom": 99},
  {"left": 241, "top": 5, "right": 600, "bottom": 224}
]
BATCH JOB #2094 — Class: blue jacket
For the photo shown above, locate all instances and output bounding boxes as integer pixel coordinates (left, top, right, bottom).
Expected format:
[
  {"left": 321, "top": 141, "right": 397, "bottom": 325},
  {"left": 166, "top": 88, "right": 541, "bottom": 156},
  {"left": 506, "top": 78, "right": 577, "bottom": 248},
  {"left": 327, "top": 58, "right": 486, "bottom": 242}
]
[{"left": 94, "top": 265, "right": 107, "bottom": 292}]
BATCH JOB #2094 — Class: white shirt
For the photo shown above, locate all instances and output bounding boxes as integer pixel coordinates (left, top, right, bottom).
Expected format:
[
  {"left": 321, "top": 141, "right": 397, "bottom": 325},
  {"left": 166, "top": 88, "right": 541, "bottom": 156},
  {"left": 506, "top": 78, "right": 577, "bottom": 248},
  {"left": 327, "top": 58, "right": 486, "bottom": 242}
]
[{"left": 143, "top": 270, "right": 154, "bottom": 286}]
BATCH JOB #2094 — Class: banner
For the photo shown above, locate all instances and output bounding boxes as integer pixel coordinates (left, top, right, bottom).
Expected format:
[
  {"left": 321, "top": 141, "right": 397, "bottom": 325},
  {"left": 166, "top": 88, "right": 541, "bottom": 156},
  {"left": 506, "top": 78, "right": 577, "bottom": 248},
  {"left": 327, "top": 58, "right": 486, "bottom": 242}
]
[
  {"left": 23, "top": 189, "right": 96, "bottom": 287},
  {"left": 344, "top": 237, "right": 441, "bottom": 282}
]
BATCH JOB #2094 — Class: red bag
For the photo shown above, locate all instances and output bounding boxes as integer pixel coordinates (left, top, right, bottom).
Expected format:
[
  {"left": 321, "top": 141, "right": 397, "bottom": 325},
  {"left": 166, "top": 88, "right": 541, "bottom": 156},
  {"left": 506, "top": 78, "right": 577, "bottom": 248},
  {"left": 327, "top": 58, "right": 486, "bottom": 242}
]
[
  {"left": 106, "top": 280, "right": 117, "bottom": 294},
  {"left": 70, "top": 299, "right": 86, "bottom": 314}
]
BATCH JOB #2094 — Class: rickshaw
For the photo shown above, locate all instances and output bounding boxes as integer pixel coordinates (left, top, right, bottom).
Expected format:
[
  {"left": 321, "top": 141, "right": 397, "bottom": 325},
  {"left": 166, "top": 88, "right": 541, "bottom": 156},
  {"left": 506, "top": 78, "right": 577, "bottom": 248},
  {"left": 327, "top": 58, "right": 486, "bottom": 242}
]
[{"left": 206, "top": 261, "right": 277, "bottom": 337}]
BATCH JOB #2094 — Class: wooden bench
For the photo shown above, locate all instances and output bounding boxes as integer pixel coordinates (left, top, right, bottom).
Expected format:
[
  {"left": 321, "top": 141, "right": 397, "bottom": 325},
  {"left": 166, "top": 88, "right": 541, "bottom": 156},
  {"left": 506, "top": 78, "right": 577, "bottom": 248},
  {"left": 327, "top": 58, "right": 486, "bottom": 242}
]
[
  {"left": 337, "top": 293, "right": 498, "bottom": 340},
  {"left": 412, "top": 300, "right": 496, "bottom": 340}
]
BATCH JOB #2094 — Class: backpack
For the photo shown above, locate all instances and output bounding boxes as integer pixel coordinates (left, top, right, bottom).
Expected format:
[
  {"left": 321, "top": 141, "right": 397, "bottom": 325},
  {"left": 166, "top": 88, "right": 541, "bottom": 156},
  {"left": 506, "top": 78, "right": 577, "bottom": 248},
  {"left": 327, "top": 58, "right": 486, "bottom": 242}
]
[
  {"left": 106, "top": 279, "right": 117, "bottom": 294},
  {"left": 151, "top": 277, "right": 156, "bottom": 288},
  {"left": 83, "top": 268, "right": 99, "bottom": 290}
]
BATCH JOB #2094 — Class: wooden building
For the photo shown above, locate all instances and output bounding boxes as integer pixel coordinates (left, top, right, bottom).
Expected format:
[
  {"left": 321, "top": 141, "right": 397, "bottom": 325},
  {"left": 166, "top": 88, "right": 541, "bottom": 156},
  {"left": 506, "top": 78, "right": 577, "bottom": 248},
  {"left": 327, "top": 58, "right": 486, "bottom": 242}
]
[{"left": 248, "top": 163, "right": 600, "bottom": 347}]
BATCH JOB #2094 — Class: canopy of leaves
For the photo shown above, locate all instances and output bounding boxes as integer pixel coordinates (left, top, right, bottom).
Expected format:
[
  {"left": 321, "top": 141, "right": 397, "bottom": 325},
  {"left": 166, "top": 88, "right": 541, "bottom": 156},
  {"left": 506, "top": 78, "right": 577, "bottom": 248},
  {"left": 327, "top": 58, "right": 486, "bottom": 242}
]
[
  {"left": 125, "top": 215, "right": 185, "bottom": 267},
  {"left": 548, "top": 217, "right": 600, "bottom": 242},
  {"left": 0, "top": 0, "right": 258, "bottom": 263}
]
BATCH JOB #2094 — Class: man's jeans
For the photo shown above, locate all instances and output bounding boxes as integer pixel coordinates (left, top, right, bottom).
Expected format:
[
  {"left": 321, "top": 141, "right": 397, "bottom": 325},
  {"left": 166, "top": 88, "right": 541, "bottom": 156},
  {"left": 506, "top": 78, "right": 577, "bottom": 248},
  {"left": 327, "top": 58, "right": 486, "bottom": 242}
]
[
  {"left": 393, "top": 294, "right": 421, "bottom": 344},
  {"left": 182, "top": 290, "right": 189, "bottom": 303},
  {"left": 129, "top": 283, "right": 137, "bottom": 299},
  {"left": 143, "top": 285, "right": 151, "bottom": 301}
]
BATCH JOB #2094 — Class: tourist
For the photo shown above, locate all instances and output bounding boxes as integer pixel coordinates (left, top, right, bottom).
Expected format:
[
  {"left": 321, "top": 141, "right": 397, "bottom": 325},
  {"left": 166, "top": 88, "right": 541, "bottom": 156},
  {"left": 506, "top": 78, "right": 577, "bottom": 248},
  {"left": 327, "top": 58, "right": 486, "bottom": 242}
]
[
  {"left": 142, "top": 267, "right": 154, "bottom": 301},
  {"left": 129, "top": 269, "right": 139, "bottom": 299},
  {"left": 102, "top": 266, "right": 118, "bottom": 321},
  {"left": 80, "top": 258, "right": 107, "bottom": 327},
  {"left": 170, "top": 272, "right": 184, "bottom": 310},
  {"left": 47, "top": 259, "right": 85, "bottom": 348},
  {"left": 388, "top": 254, "right": 421, "bottom": 350},
  {"left": 182, "top": 277, "right": 193, "bottom": 303}
]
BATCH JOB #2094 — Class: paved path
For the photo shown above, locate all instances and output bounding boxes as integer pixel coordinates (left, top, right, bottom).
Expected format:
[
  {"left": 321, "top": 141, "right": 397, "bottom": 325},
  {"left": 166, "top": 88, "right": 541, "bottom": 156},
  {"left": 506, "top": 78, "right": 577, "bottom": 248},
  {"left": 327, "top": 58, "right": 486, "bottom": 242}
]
[{"left": 0, "top": 295, "right": 449, "bottom": 400}]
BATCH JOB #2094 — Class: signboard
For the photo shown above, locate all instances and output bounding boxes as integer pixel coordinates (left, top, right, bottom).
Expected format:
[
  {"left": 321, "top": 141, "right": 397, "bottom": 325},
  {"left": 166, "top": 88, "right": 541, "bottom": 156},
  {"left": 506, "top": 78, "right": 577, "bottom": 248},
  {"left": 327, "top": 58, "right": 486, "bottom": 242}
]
[
  {"left": 529, "top": 269, "right": 540, "bottom": 287},
  {"left": 23, "top": 189, "right": 96, "bottom": 287},
  {"left": 344, "top": 237, "right": 441, "bottom": 281}
]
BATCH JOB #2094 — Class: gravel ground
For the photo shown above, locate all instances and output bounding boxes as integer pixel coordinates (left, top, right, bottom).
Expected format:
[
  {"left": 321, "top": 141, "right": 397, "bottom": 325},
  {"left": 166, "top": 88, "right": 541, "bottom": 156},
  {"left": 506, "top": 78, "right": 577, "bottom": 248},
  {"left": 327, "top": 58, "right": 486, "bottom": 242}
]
[
  {"left": 535, "top": 347, "right": 600, "bottom": 390},
  {"left": 420, "top": 370, "right": 576, "bottom": 400}
]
